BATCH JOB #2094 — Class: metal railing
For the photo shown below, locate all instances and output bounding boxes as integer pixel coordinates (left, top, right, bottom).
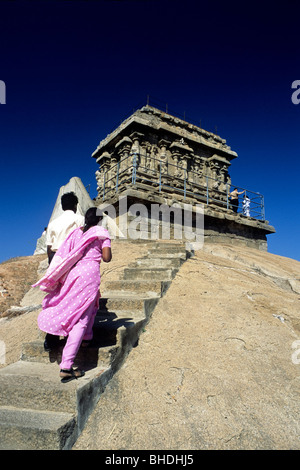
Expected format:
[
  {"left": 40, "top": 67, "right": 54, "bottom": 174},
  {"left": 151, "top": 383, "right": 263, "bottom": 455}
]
[{"left": 98, "top": 153, "right": 265, "bottom": 220}]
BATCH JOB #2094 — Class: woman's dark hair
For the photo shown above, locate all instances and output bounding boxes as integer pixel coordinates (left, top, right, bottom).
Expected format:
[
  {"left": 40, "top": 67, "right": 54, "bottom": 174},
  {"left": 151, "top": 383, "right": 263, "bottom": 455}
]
[{"left": 83, "top": 207, "right": 103, "bottom": 232}]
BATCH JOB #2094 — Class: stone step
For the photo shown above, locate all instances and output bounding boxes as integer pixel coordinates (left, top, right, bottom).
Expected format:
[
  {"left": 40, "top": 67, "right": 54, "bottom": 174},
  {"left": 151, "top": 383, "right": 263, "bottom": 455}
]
[
  {"left": 133, "top": 257, "right": 182, "bottom": 268},
  {"left": 0, "top": 361, "right": 80, "bottom": 413},
  {"left": 123, "top": 266, "right": 179, "bottom": 281},
  {"left": 0, "top": 361, "right": 112, "bottom": 450},
  {"left": 148, "top": 243, "right": 193, "bottom": 257},
  {"left": 152, "top": 242, "right": 185, "bottom": 249},
  {"left": 21, "top": 308, "right": 148, "bottom": 369},
  {"left": 97, "top": 295, "right": 159, "bottom": 318},
  {"left": 0, "top": 406, "right": 76, "bottom": 450},
  {"left": 149, "top": 244, "right": 186, "bottom": 251},
  {"left": 95, "top": 316, "right": 147, "bottom": 366},
  {"left": 147, "top": 250, "right": 187, "bottom": 259},
  {"left": 102, "top": 279, "right": 171, "bottom": 297},
  {"left": 0, "top": 360, "right": 110, "bottom": 404},
  {"left": 21, "top": 340, "right": 117, "bottom": 369},
  {"left": 101, "top": 290, "right": 161, "bottom": 299}
]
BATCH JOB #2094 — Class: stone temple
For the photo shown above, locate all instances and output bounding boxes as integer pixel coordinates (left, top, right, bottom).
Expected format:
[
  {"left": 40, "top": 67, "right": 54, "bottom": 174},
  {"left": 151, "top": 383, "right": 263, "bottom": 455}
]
[{"left": 92, "top": 105, "right": 275, "bottom": 251}]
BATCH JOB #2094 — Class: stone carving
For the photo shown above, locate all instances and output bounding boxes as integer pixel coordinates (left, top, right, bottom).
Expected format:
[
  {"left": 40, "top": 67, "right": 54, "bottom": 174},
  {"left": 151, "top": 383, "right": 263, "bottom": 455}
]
[{"left": 158, "top": 139, "right": 170, "bottom": 175}]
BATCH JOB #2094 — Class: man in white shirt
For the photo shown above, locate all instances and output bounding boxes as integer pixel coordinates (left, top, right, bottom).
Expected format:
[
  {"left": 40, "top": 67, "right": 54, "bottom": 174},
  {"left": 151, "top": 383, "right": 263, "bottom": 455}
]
[
  {"left": 44, "top": 192, "right": 85, "bottom": 352},
  {"left": 46, "top": 192, "right": 84, "bottom": 264}
]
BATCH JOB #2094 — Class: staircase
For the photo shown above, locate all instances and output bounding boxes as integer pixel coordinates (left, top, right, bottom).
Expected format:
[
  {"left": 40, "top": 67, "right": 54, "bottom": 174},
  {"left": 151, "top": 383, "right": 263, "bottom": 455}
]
[{"left": 0, "top": 241, "right": 193, "bottom": 450}]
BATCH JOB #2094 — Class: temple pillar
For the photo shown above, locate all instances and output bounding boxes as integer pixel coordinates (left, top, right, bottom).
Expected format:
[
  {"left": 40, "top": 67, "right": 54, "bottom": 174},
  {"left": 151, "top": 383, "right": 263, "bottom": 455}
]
[{"left": 115, "top": 136, "right": 132, "bottom": 178}]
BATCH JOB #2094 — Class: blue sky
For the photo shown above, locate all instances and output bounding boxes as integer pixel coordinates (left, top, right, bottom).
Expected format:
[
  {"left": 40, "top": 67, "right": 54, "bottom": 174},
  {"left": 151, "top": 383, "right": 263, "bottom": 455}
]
[{"left": 0, "top": 0, "right": 299, "bottom": 262}]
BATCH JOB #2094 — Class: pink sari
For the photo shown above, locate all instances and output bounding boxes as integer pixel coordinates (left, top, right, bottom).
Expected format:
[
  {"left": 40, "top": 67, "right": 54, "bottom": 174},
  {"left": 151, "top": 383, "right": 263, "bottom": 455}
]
[{"left": 33, "top": 225, "right": 111, "bottom": 336}]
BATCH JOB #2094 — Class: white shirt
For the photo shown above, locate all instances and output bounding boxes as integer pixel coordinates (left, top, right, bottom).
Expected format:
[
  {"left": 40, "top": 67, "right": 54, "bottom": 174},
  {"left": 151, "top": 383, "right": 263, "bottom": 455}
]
[{"left": 46, "top": 210, "right": 84, "bottom": 251}]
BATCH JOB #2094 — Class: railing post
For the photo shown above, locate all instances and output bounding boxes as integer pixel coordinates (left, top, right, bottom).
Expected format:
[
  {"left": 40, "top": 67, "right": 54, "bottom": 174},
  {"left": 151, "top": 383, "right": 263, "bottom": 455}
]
[
  {"left": 159, "top": 161, "right": 162, "bottom": 192},
  {"left": 132, "top": 152, "right": 137, "bottom": 185},
  {"left": 103, "top": 172, "right": 106, "bottom": 201},
  {"left": 226, "top": 183, "right": 229, "bottom": 210},
  {"left": 116, "top": 161, "right": 119, "bottom": 193},
  {"left": 206, "top": 175, "right": 209, "bottom": 205}
]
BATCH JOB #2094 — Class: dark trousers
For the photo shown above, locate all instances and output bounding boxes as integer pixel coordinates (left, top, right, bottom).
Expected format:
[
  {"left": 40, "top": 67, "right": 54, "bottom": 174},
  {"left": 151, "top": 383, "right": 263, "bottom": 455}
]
[
  {"left": 45, "top": 250, "right": 59, "bottom": 349},
  {"left": 48, "top": 250, "right": 56, "bottom": 265},
  {"left": 231, "top": 199, "right": 238, "bottom": 213},
  {"left": 44, "top": 333, "right": 60, "bottom": 351}
]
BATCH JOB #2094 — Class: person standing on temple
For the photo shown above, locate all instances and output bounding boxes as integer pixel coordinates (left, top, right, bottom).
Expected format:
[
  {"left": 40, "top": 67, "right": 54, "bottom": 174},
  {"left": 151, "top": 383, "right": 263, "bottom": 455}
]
[
  {"left": 242, "top": 194, "right": 251, "bottom": 217},
  {"left": 230, "top": 187, "right": 245, "bottom": 213}
]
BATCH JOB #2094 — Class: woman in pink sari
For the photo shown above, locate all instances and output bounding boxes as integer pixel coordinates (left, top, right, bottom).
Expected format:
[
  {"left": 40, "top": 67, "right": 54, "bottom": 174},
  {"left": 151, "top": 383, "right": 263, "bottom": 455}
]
[{"left": 33, "top": 207, "right": 112, "bottom": 382}]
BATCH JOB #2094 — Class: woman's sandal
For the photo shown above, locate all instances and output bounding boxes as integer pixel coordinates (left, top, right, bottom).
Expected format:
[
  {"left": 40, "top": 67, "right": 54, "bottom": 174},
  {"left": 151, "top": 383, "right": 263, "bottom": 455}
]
[{"left": 60, "top": 367, "right": 85, "bottom": 383}]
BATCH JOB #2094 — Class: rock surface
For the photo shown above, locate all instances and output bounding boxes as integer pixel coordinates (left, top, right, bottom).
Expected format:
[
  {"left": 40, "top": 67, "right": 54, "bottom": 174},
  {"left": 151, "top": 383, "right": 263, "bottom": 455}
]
[
  {"left": 73, "top": 244, "right": 300, "bottom": 450},
  {"left": 0, "top": 255, "right": 46, "bottom": 319},
  {"left": 0, "top": 242, "right": 299, "bottom": 450}
]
